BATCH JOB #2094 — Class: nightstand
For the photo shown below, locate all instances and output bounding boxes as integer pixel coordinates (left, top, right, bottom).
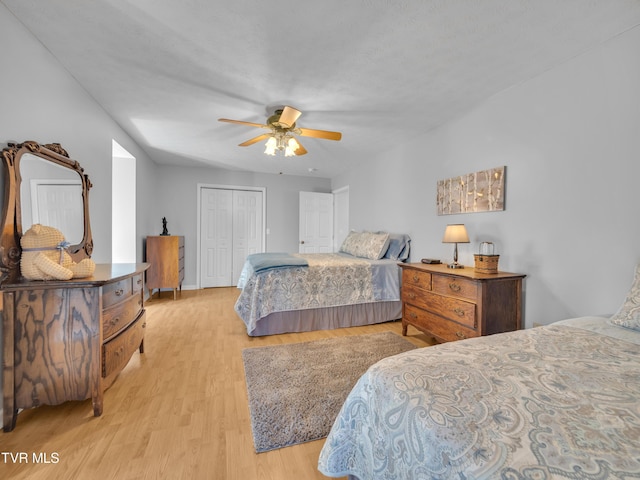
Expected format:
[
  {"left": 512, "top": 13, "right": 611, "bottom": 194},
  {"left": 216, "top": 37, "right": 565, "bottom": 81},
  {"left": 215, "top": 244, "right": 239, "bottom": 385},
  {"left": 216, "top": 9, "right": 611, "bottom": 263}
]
[{"left": 399, "top": 263, "right": 525, "bottom": 342}]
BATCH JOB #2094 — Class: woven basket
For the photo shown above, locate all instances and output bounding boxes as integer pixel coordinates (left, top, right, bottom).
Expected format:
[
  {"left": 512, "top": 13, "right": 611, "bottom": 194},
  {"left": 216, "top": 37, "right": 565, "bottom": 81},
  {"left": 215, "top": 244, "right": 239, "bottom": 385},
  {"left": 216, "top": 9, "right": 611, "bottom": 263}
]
[{"left": 474, "top": 242, "right": 499, "bottom": 274}]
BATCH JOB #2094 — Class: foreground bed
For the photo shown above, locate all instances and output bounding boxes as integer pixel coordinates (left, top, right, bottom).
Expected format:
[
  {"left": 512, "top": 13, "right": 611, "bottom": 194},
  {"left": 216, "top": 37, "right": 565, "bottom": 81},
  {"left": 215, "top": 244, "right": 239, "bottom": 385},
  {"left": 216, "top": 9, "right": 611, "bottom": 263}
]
[
  {"left": 235, "top": 232, "right": 410, "bottom": 336},
  {"left": 318, "top": 316, "right": 640, "bottom": 479}
]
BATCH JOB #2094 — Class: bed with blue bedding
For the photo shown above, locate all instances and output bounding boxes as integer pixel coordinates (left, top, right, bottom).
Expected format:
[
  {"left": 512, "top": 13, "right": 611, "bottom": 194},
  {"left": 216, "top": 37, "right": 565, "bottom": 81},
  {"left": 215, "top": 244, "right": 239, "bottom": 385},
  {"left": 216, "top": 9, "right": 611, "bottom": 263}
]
[
  {"left": 318, "top": 316, "right": 640, "bottom": 479},
  {"left": 318, "top": 263, "right": 640, "bottom": 479},
  {"left": 234, "top": 232, "right": 410, "bottom": 336}
]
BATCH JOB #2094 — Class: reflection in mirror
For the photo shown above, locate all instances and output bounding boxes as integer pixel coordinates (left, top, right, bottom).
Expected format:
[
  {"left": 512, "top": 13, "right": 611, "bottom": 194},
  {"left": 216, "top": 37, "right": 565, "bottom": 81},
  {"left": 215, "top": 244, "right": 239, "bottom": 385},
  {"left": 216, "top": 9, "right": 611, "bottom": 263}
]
[
  {"left": 1, "top": 141, "right": 93, "bottom": 284},
  {"left": 20, "top": 154, "right": 85, "bottom": 245}
]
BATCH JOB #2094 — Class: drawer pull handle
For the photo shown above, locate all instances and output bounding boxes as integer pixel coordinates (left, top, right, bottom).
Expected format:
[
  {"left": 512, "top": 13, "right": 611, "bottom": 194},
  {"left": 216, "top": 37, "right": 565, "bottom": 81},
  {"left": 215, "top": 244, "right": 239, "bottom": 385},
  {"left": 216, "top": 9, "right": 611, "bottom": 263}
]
[
  {"left": 115, "top": 346, "right": 124, "bottom": 357},
  {"left": 412, "top": 275, "right": 420, "bottom": 283},
  {"left": 109, "top": 317, "right": 120, "bottom": 327},
  {"left": 455, "top": 332, "right": 467, "bottom": 339},
  {"left": 409, "top": 312, "right": 417, "bottom": 319},
  {"left": 408, "top": 293, "right": 416, "bottom": 299},
  {"left": 453, "top": 308, "right": 465, "bottom": 317},
  {"left": 115, "top": 288, "right": 124, "bottom": 296},
  {"left": 449, "top": 283, "right": 461, "bottom": 292},
  {"left": 136, "top": 278, "right": 142, "bottom": 285}
]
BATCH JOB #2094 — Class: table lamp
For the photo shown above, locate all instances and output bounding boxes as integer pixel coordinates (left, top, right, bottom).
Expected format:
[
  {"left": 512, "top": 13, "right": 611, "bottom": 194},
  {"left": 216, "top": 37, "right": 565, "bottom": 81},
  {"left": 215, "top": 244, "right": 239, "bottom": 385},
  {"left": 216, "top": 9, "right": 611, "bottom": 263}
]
[{"left": 442, "top": 224, "right": 469, "bottom": 269}]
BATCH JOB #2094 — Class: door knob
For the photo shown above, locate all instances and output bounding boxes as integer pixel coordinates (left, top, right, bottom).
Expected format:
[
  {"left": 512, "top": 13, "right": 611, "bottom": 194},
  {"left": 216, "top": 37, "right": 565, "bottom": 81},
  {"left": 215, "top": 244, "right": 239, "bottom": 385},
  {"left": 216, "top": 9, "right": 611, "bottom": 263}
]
[{"left": 300, "top": 240, "right": 305, "bottom": 244}]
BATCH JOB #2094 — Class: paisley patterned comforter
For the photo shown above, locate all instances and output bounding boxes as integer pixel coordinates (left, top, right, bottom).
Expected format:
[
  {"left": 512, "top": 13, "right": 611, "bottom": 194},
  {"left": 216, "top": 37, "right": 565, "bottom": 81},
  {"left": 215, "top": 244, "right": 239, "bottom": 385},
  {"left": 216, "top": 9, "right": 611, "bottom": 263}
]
[
  {"left": 235, "top": 253, "right": 401, "bottom": 335},
  {"left": 318, "top": 317, "right": 640, "bottom": 479}
]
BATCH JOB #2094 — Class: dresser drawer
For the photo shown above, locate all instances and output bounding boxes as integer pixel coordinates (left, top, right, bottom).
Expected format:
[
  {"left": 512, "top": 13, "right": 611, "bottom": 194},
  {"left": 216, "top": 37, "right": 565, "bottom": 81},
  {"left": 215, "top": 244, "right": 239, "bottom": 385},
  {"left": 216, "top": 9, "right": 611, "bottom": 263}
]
[
  {"left": 402, "top": 268, "right": 431, "bottom": 292},
  {"left": 423, "top": 291, "right": 476, "bottom": 329},
  {"left": 102, "top": 278, "right": 133, "bottom": 308},
  {"left": 131, "top": 273, "right": 144, "bottom": 294},
  {"left": 402, "top": 284, "right": 431, "bottom": 310},
  {"left": 102, "top": 311, "right": 146, "bottom": 378},
  {"left": 432, "top": 274, "right": 478, "bottom": 301},
  {"left": 102, "top": 293, "right": 143, "bottom": 340},
  {"left": 404, "top": 304, "right": 478, "bottom": 342}
]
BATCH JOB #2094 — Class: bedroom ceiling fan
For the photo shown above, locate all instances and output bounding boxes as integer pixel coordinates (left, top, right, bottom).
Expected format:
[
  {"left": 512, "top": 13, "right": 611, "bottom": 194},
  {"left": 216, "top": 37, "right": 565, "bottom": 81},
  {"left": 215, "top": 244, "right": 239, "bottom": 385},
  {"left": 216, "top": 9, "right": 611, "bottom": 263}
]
[{"left": 218, "top": 106, "right": 342, "bottom": 156}]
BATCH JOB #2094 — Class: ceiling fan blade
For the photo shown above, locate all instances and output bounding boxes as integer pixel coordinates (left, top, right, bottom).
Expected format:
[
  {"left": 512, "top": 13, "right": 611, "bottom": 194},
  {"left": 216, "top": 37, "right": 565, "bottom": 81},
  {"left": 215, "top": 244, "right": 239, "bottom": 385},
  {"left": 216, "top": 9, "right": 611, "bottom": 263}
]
[
  {"left": 238, "top": 133, "right": 271, "bottom": 147},
  {"left": 277, "top": 106, "right": 302, "bottom": 128},
  {"left": 298, "top": 127, "right": 342, "bottom": 141},
  {"left": 293, "top": 140, "right": 307, "bottom": 156},
  {"left": 218, "top": 118, "right": 268, "bottom": 129}
]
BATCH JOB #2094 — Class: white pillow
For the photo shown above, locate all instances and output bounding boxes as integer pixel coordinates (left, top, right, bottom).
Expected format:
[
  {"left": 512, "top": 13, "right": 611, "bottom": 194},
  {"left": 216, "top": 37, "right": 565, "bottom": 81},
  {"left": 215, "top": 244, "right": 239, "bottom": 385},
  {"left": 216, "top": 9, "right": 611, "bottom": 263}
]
[
  {"left": 609, "top": 264, "right": 640, "bottom": 331},
  {"left": 340, "top": 231, "right": 390, "bottom": 260},
  {"left": 339, "top": 231, "right": 362, "bottom": 256}
]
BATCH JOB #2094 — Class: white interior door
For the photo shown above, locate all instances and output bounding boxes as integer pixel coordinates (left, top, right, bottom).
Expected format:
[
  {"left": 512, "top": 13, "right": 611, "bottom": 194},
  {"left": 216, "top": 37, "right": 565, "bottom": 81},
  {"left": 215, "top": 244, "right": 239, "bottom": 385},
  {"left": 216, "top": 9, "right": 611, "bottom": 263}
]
[
  {"left": 299, "top": 191, "right": 333, "bottom": 253},
  {"left": 201, "top": 188, "right": 233, "bottom": 287},
  {"left": 31, "top": 180, "right": 84, "bottom": 244}
]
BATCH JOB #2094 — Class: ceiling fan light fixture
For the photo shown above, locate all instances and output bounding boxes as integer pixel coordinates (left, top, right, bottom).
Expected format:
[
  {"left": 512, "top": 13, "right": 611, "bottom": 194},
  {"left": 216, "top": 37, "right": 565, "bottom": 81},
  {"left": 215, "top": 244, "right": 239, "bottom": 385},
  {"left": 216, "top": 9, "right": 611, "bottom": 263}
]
[
  {"left": 264, "top": 136, "right": 277, "bottom": 155},
  {"left": 221, "top": 106, "right": 338, "bottom": 157},
  {"left": 285, "top": 137, "right": 300, "bottom": 156},
  {"left": 265, "top": 134, "right": 300, "bottom": 157}
]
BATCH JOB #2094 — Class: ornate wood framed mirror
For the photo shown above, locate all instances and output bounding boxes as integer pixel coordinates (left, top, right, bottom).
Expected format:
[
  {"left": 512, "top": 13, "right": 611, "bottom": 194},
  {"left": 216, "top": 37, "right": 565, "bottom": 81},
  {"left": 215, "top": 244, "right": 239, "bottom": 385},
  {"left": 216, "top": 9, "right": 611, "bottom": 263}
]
[{"left": 0, "top": 140, "right": 93, "bottom": 284}]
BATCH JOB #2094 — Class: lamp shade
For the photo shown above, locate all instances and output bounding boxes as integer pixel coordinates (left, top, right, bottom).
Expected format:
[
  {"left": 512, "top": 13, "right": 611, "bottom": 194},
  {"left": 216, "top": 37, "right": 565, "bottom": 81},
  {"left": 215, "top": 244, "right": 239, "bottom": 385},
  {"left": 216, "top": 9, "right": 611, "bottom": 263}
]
[{"left": 442, "top": 224, "right": 470, "bottom": 243}]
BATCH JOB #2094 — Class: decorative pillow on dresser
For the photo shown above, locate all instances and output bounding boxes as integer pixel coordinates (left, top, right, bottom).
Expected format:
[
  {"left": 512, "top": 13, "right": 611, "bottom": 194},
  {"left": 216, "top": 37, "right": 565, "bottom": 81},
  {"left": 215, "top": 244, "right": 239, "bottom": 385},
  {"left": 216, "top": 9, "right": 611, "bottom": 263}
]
[{"left": 609, "top": 263, "right": 640, "bottom": 331}]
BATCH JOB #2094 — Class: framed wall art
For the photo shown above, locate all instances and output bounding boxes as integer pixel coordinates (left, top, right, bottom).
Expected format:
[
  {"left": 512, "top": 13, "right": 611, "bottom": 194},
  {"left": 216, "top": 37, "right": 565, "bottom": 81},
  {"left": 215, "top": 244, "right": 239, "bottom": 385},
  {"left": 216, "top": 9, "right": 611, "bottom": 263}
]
[{"left": 437, "top": 166, "right": 505, "bottom": 215}]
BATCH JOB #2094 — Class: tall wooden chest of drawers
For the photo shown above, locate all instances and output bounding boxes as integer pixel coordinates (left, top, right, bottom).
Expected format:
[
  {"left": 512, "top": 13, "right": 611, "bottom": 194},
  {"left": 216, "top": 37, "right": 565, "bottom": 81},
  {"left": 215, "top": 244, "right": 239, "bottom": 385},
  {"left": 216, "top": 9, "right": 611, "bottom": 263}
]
[
  {"left": 146, "top": 235, "right": 185, "bottom": 299},
  {"left": 399, "top": 263, "right": 525, "bottom": 342},
  {"left": 2, "top": 263, "right": 149, "bottom": 431}
]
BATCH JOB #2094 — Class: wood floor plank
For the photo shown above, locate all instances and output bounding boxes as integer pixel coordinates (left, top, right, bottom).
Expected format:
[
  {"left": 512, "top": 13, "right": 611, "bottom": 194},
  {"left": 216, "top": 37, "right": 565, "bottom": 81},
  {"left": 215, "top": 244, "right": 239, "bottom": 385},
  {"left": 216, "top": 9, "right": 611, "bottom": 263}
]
[{"left": 0, "top": 287, "right": 435, "bottom": 479}]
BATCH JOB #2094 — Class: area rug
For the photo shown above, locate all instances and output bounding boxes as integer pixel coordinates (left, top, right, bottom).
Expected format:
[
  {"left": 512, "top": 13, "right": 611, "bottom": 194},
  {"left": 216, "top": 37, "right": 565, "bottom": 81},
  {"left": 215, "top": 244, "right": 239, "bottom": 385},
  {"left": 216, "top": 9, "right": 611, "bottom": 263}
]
[{"left": 242, "top": 331, "right": 417, "bottom": 452}]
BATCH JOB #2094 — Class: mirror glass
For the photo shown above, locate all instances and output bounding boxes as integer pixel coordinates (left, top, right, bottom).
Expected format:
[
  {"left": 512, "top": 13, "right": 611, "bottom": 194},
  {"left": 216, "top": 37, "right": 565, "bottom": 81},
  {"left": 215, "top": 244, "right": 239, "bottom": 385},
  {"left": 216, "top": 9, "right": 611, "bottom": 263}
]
[
  {"left": 19, "top": 153, "right": 85, "bottom": 245},
  {"left": 1, "top": 141, "right": 93, "bottom": 284}
]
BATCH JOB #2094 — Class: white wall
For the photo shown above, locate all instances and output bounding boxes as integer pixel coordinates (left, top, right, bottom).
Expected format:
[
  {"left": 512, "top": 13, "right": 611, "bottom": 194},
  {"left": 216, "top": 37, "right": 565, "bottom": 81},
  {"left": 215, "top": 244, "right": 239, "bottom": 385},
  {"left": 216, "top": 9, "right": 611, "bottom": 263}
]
[
  {"left": 0, "top": 3, "right": 331, "bottom": 284},
  {"left": 0, "top": 4, "right": 159, "bottom": 264},
  {"left": 333, "top": 25, "right": 640, "bottom": 327},
  {"left": 153, "top": 164, "right": 331, "bottom": 288}
]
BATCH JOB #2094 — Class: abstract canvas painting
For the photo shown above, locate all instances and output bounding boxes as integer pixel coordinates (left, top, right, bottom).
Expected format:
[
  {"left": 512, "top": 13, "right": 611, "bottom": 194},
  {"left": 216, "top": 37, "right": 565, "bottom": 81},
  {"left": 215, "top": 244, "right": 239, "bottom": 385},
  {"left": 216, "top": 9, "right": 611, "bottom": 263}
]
[{"left": 437, "top": 166, "right": 505, "bottom": 215}]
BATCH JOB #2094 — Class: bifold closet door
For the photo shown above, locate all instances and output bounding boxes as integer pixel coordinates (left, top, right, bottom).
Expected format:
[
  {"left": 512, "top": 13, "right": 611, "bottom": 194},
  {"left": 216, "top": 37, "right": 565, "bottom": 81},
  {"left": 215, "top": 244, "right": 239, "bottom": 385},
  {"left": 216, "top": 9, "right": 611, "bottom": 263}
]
[
  {"left": 200, "top": 188, "right": 263, "bottom": 288},
  {"left": 232, "top": 190, "right": 263, "bottom": 284}
]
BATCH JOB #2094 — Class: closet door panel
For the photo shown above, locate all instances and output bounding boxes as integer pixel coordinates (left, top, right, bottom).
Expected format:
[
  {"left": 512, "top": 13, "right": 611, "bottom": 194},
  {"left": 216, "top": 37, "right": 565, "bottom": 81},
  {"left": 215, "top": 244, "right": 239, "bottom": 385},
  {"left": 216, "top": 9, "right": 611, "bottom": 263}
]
[{"left": 200, "top": 188, "right": 233, "bottom": 287}]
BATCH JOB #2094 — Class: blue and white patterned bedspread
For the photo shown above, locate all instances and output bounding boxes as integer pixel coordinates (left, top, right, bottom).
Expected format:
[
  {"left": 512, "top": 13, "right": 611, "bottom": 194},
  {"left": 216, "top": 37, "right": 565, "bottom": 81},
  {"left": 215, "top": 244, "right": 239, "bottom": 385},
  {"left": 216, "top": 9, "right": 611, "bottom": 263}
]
[
  {"left": 319, "top": 318, "right": 640, "bottom": 479},
  {"left": 235, "top": 253, "right": 400, "bottom": 335}
]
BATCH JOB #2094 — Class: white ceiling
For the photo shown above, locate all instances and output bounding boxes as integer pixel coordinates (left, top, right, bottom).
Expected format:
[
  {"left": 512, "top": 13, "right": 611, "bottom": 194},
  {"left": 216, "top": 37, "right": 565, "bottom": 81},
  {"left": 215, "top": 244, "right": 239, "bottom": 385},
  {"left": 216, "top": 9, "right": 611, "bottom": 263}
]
[{"left": 3, "top": 0, "right": 640, "bottom": 178}]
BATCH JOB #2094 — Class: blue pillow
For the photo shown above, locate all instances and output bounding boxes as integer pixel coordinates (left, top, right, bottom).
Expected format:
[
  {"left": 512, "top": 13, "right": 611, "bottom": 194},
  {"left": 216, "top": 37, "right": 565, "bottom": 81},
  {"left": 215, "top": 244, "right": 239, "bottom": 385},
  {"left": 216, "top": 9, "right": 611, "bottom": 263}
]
[{"left": 383, "top": 234, "right": 411, "bottom": 261}]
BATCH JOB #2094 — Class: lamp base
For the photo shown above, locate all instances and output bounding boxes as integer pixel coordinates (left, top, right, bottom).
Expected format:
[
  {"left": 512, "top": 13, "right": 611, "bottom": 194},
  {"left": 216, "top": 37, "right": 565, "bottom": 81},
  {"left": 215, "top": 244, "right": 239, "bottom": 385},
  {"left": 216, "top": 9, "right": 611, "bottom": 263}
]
[{"left": 447, "top": 263, "right": 465, "bottom": 269}]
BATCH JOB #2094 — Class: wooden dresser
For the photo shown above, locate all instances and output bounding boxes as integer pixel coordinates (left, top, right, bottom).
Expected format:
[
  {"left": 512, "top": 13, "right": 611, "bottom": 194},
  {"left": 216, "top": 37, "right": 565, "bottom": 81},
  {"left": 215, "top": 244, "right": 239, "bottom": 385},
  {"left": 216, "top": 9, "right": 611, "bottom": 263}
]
[
  {"left": 146, "top": 235, "right": 185, "bottom": 300},
  {"left": 399, "top": 263, "right": 525, "bottom": 342},
  {"left": 2, "top": 263, "right": 149, "bottom": 432}
]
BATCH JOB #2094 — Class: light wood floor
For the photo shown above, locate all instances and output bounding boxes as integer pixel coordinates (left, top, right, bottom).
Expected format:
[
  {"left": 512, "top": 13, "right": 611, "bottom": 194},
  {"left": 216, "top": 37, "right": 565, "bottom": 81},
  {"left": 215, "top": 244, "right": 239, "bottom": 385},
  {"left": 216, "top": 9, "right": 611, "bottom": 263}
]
[{"left": 1, "top": 288, "right": 436, "bottom": 480}]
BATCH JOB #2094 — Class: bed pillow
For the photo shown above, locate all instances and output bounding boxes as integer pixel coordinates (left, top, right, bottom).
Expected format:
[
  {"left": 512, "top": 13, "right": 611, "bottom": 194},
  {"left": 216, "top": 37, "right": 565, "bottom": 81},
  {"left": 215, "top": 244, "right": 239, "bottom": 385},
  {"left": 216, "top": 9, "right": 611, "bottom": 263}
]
[
  {"left": 340, "top": 231, "right": 390, "bottom": 260},
  {"left": 608, "top": 264, "right": 640, "bottom": 331},
  {"left": 382, "top": 233, "right": 411, "bottom": 261},
  {"left": 339, "top": 231, "right": 363, "bottom": 256}
]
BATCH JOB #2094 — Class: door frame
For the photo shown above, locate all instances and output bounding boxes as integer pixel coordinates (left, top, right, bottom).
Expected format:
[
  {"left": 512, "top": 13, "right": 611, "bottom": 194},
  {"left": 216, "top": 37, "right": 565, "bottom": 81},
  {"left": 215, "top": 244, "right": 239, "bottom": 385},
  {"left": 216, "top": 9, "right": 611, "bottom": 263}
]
[
  {"left": 332, "top": 185, "right": 349, "bottom": 252},
  {"left": 196, "top": 183, "right": 266, "bottom": 289}
]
